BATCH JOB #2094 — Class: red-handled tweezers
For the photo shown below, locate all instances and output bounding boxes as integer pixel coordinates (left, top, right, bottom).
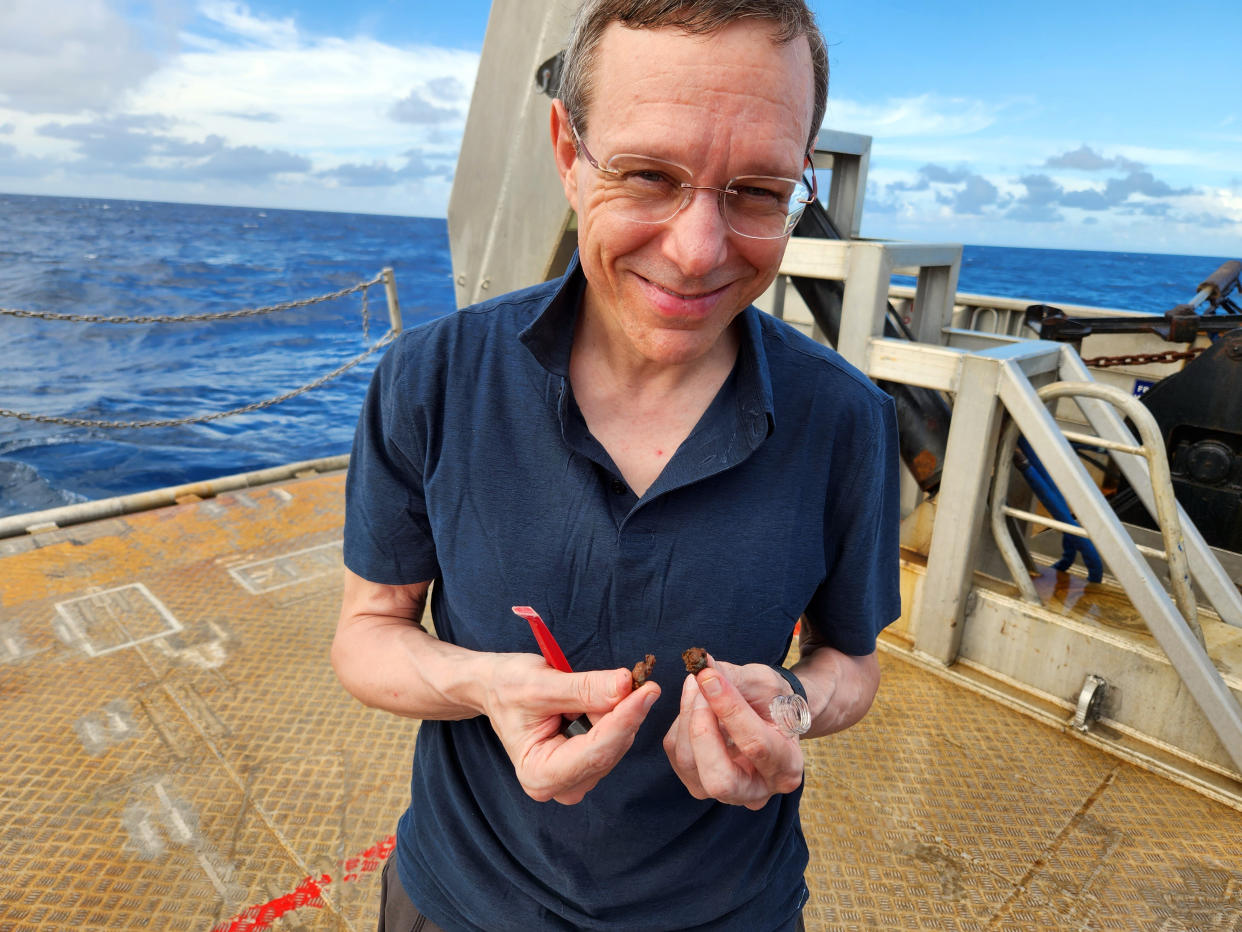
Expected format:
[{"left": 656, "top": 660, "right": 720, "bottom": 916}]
[{"left": 511, "top": 605, "right": 591, "bottom": 736}]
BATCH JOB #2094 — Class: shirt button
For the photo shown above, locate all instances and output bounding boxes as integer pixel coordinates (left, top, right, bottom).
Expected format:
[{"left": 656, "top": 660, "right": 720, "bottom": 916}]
[{"left": 610, "top": 478, "right": 627, "bottom": 495}]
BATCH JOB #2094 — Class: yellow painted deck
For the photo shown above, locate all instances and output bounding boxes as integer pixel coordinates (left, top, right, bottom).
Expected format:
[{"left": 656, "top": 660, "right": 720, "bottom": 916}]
[{"left": 2, "top": 470, "right": 1240, "bottom": 931}]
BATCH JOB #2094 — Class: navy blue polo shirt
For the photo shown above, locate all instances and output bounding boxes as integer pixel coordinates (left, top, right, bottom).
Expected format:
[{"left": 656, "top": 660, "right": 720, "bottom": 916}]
[{"left": 344, "top": 256, "right": 900, "bottom": 932}]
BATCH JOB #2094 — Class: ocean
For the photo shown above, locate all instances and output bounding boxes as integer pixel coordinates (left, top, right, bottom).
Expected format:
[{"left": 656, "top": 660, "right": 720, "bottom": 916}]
[{"left": 0, "top": 191, "right": 1233, "bottom": 520}]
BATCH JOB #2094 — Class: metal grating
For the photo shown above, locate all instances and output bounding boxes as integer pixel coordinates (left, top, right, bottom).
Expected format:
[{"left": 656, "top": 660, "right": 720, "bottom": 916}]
[
  {"left": 1, "top": 471, "right": 1240, "bottom": 931},
  {"left": 0, "top": 475, "right": 410, "bottom": 932}
]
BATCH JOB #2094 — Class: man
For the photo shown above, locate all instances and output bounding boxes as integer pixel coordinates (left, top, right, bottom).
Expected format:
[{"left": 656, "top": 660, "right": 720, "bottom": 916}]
[{"left": 332, "top": 1, "right": 900, "bottom": 929}]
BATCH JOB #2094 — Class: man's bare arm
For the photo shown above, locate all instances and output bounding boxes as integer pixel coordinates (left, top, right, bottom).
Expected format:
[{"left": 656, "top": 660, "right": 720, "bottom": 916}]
[
  {"left": 330, "top": 568, "right": 660, "bottom": 804},
  {"left": 790, "top": 621, "right": 881, "bottom": 740},
  {"left": 330, "top": 569, "right": 488, "bottom": 720}
]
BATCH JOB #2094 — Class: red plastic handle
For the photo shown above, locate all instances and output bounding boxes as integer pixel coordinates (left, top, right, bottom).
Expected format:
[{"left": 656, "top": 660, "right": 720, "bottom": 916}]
[{"left": 511, "top": 606, "right": 573, "bottom": 673}]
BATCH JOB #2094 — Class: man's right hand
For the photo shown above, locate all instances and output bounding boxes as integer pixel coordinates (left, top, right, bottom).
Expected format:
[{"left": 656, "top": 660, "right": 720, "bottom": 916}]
[
  {"left": 332, "top": 569, "right": 660, "bottom": 806},
  {"left": 479, "top": 654, "right": 660, "bottom": 804}
]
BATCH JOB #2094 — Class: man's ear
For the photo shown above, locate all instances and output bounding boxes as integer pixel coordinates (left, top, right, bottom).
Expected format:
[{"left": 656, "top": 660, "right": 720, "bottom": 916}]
[{"left": 550, "top": 98, "right": 579, "bottom": 206}]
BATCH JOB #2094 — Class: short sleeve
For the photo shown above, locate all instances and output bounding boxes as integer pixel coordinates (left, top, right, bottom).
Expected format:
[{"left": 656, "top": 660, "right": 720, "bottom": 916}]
[
  {"left": 343, "top": 339, "right": 439, "bottom": 585},
  {"left": 803, "top": 392, "right": 902, "bottom": 655}
]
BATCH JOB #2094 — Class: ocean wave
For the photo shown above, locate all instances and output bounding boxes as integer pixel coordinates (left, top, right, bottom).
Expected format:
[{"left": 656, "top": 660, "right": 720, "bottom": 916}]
[{"left": 0, "top": 459, "right": 89, "bottom": 515}]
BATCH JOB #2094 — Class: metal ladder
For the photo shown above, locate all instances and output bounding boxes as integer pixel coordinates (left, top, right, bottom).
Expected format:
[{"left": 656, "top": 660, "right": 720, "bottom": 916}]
[
  {"left": 770, "top": 229, "right": 1242, "bottom": 779},
  {"left": 990, "top": 379, "right": 1203, "bottom": 646},
  {"left": 949, "top": 344, "right": 1242, "bottom": 771}
]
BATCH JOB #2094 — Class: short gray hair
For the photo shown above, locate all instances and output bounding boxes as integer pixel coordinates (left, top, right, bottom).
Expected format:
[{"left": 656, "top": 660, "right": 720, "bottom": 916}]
[{"left": 559, "top": 0, "right": 828, "bottom": 152}]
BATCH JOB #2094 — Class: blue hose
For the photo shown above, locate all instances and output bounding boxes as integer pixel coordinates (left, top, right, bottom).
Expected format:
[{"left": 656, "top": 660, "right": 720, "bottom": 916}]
[{"left": 1014, "top": 437, "right": 1105, "bottom": 583}]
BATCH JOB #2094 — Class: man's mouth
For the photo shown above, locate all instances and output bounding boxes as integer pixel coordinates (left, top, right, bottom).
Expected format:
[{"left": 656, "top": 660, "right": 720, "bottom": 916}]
[
  {"left": 646, "top": 278, "right": 728, "bottom": 302},
  {"left": 654, "top": 281, "right": 708, "bottom": 299}
]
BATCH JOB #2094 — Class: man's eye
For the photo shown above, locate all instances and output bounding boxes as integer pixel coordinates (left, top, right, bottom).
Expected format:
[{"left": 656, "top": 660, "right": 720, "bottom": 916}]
[
  {"left": 733, "top": 183, "right": 785, "bottom": 203},
  {"left": 620, "top": 169, "right": 676, "bottom": 188}
]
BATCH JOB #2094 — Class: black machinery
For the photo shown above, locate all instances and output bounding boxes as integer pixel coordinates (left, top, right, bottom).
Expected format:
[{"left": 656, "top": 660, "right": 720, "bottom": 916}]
[{"left": 1027, "top": 260, "right": 1242, "bottom": 553}]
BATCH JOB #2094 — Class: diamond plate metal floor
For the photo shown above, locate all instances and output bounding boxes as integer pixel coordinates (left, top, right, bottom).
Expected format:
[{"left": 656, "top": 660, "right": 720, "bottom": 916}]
[{"left": 1, "top": 471, "right": 1239, "bottom": 931}]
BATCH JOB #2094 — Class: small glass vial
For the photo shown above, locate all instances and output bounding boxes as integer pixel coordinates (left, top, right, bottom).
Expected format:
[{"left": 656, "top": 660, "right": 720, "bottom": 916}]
[{"left": 768, "top": 694, "right": 811, "bottom": 737}]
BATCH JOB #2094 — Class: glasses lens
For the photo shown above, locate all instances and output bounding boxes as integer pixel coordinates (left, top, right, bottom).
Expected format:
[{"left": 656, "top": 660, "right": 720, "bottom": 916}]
[
  {"left": 601, "top": 155, "right": 690, "bottom": 224},
  {"left": 593, "top": 154, "right": 812, "bottom": 238},
  {"left": 723, "top": 176, "right": 812, "bottom": 239}
]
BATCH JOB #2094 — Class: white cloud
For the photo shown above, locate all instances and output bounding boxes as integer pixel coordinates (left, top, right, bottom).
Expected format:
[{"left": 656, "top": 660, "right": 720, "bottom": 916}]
[
  {"left": 0, "top": 0, "right": 165, "bottom": 113},
  {"left": 1181, "top": 186, "right": 1242, "bottom": 228},
  {"left": 0, "top": 0, "right": 480, "bottom": 214},
  {"left": 195, "top": 0, "right": 298, "bottom": 48},
  {"left": 126, "top": 7, "right": 478, "bottom": 167},
  {"left": 1044, "top": 145, "right": 1143, "bottom": 173},
  {"left": 823, "top": 94, "right": 1005, "bottom": 138},
  {"left": 389, "top": 89, "right": 460, "bottom": 125}
]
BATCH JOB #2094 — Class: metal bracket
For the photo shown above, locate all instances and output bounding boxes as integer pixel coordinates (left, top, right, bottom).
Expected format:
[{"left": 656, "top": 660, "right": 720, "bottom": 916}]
[{"left": 1072, "top": 674, "right": 1109, "bottom": 732}]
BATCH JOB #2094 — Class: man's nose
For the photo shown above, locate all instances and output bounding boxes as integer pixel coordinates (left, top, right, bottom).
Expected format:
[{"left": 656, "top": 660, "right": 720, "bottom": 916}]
[{"left": 661, "top": 188, "right": 731, "bottom": 275}]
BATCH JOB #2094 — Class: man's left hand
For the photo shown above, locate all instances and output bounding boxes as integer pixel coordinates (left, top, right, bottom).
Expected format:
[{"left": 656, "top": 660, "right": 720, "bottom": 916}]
[{"left": 662, "top": 659, "right": 804, "bottom": 810}]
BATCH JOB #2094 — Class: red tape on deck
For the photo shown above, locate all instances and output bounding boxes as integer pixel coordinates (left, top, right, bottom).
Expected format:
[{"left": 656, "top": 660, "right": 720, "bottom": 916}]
[{"left": 213, "top": 834, "right": 396, "bottom": 932}]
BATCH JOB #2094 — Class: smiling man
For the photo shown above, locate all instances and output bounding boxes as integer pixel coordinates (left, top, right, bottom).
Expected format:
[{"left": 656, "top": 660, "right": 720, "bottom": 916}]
[{"left": 332, "top": 2, "right": 901, "bottom": 930}]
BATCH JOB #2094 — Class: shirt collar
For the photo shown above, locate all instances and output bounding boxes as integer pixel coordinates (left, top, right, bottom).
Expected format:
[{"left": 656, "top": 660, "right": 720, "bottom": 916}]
[{"left": 518, "top": 253, "right": 586, "bottom": 378}]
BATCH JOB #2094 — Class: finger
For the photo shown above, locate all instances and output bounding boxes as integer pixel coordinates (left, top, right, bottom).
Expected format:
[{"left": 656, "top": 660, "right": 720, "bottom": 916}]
[
  {"left": 696, "top": 669, "right": 803, "bottom": 797},
  {"left": 550, "top": 684, "right": 659, "bottom": 805},
  {"left": 664, "top": 676, "right": 711, "bottom": 798},
  {"left": 523, "top": 682, "right": 661, "bottom": 803},
  {"left": 686, "top": 673, "right": 744, "bottom": 785}
]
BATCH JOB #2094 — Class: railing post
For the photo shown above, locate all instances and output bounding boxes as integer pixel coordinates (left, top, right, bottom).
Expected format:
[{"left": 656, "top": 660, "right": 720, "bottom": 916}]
[
  {"left": 913, "top": 262, "right": 960, "bottom": 346},
  {"left": 912, "top": 353, "right": 1004, "bottom": 663},
  {"left": 382, "top": 267, "right": 403, "bottom": 336},
  {"left": 838, "top": 243, "right": 889, "bottom": 369}
]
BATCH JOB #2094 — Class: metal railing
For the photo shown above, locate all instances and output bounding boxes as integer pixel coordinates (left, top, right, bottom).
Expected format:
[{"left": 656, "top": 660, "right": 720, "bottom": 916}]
[
  {"left": 774, "top": 232, "right": 1242, "bottom": 780},
  {"left": 990, "top": 380, "right": 1202, "bottom": 644}
]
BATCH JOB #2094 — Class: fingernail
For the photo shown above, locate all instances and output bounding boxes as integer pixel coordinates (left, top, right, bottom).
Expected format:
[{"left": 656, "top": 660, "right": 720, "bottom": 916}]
[
  {"left": 700, "top": 672, "right": 722, "bottom": 697},
  {"left": 642, "top": 690, "right": 658, "bottom": 712}
]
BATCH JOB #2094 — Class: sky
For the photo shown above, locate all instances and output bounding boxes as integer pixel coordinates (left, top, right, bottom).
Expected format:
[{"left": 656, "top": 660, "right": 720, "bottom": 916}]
[{"left": 1, "top": 0, "right": 1239, "bottom": 256}]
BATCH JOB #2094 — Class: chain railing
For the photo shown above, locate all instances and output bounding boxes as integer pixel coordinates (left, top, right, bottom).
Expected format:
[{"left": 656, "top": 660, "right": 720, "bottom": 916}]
[
  {"left": 0, "top": 276, "right": 382, "bottom": 325},
  {"left": 0, "top": 268, "right": 403, "bottom": 429},
  {"left": 1080, "top": 347, "right": 1205, "bottom": 368}
]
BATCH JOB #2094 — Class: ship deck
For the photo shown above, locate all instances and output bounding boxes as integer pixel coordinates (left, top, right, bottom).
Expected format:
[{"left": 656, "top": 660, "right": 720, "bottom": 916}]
[{"left": 2, "top": 470, "right": 1240, "bottom": 931}]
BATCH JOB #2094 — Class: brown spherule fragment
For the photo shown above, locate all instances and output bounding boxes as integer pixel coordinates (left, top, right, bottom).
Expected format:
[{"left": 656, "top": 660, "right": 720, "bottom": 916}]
[
  {"left": 682, "top": 647, "right": 708, "bottom": 675},
  {"left": 630, "top": 654, "right": 656, "bottom": 690}
]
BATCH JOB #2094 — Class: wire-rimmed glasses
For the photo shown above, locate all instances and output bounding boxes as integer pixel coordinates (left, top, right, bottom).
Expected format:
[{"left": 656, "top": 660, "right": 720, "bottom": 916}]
[{"left": 571, "top": 123, "right": 817, "bottom": 240}]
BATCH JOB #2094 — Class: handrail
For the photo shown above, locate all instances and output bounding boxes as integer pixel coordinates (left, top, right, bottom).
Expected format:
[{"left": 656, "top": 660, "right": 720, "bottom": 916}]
[
  {"left": 765, "top": 232, "right": 1242, "bottom": 776},
  {"left": 987, "top": 352, "right": 1242, "bottom": 773},
  {"left": 887, "top": 283, "right": 1152, "bottom": 319},
  {"left": 989, "top": 380, "right": 1203, "bottom": 645}
]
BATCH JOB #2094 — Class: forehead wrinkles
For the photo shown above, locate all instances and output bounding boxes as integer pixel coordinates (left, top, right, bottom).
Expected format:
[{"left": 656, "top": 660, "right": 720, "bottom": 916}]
[
  {"left": 588, "top": 32, "right": 811, "bottom": 173},
  {"left": 609, "top": 104, "right": 804, "bottom": 176}
]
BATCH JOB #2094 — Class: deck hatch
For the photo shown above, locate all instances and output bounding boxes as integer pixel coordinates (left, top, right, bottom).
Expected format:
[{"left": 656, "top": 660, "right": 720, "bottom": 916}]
[
  {"left": 227, "top": 540, "right": 343, "bottom": 594},
  {"left": 53, "top": 582, "right": 183, "bottom": 656}
]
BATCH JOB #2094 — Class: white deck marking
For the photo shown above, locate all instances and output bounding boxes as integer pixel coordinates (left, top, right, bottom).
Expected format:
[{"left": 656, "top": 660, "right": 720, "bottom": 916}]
[
  {"left": 228, "top": 540, "right": 343, "bottom": 594},
  {"left": 53, "top": 583, "right": 184, "bottom": 657}
]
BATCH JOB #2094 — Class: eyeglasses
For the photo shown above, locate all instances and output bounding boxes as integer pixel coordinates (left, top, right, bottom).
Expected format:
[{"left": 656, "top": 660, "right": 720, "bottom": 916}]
[{"left": 570, "top": 122, "right": 817, "bottom": 240}]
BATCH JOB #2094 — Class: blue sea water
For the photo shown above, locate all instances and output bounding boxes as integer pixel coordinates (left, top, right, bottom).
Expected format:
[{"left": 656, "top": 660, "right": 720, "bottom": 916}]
[{"left": 0, "top": 191, "right": 1233, "bottom": 519}]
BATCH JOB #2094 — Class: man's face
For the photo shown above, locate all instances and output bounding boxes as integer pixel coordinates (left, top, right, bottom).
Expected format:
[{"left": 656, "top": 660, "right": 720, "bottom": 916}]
[{"left": 554, "top": 20, "right": 814, "bottom": 368}]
